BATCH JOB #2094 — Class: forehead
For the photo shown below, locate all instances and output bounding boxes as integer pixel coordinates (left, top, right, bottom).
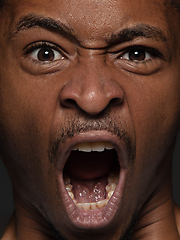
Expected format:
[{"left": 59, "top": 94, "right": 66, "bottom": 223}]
[{"left": 1, "top": 0, "right": 179, "bottom": 48}]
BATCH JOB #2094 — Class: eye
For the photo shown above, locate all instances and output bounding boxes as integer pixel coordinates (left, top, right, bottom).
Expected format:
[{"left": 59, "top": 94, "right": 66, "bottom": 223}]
[
  {"left": 113, "top": 45, "right": 163, "bottom": 75},
  {"left": 30, "top": 47, "right": 64, "bottom": 62},
  {"left": 22, "top": 41, "right": 70, "bottom": 75},
  {"left": 121, "top": 48, "right": 152, "bottom": 62},
  {"left": 24, "top": 41, "right": 66, "bottom": 63}
]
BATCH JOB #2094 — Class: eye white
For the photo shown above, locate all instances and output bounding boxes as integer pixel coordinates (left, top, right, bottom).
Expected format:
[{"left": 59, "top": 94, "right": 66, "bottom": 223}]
[
  {"left": 122, "top": 50, "right": 151, "bottom": 61},
  {"left": 30, "top": 48, "right": 64, "bottom": 61}
]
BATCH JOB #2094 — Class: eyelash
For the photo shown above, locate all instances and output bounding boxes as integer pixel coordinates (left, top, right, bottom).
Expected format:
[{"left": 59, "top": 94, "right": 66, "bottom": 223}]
[
  {"left": 118, "top": 45, "right": 162, "bottom": 63},
  {"left": 23, "top": 41, "right": 163, "bottom": 77},
  {"left": 24, "top": 41, "right": 66, "bottom": 62}
]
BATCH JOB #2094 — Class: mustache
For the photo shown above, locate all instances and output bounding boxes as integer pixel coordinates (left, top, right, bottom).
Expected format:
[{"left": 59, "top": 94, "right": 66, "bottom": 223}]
[{"left": 48, "top": 113, "right": 136, "bottom": 163}]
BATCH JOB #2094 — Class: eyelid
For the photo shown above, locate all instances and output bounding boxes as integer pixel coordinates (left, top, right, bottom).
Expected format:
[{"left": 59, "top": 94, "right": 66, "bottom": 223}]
[
  {"left": 122, "top": 51, "right": 151, "bottom": 62},
  {"left": 112, "top": 45, "right": 164, "bottom": 75},
  {"left": 117, "top": 45, "right": 163, "bottom": 62},
  {"left": 24, "top": 41, "right": 67, "bottom": 60}
]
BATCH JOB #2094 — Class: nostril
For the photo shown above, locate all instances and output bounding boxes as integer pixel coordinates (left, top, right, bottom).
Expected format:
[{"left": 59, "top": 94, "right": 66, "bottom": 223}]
[
  {"left": 109, "top": 98, "right": 123, "bottom": 107},
  {"left": 59, "top": 76, "right": 124, "bottom": 114},
  {"left": 61, "top": 99, "right": 78, "bottom": 109},
  {"left": 61, "top": 96, "right": 123, "bottom": 113}
]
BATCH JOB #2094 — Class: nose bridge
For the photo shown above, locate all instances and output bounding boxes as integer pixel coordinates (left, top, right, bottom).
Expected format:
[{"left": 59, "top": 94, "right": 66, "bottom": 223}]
[
  {"left": 79, "top": 56, "right": 108, "bottom": 95},
  {"left": 60, "top": 55, "right": 124, "bottom": 115}
]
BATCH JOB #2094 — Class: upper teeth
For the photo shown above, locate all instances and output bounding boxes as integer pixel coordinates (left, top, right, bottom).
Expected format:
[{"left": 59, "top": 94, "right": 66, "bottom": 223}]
[{"left": 72, "top": 141, "right": 114, "bottom": 152}]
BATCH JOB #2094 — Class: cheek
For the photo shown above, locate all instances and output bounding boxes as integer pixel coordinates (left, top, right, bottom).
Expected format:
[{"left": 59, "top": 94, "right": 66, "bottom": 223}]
[
  {"left": 118, "top": 72, "right": 180, "bottom": 210},
  {"left": 125, "top": 70, "right": 180, "bottom": 185},
  {"left": 0, "top": 100, "right": 61, "bottom": 213},
  {"left": 0, "top": 57, "right": 61, "bottom": 152},
  {"left": 0, "top": 67, "right": 59, "bottom": 193},
  {"left": 0, "top": 53, "right": 67, "bottom": 209}
]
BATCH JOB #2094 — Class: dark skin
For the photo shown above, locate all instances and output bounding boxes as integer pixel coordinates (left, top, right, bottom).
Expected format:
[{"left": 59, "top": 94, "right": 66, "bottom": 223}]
[{"left": 1, "top": 0, "right": 180, "bottom": 239}]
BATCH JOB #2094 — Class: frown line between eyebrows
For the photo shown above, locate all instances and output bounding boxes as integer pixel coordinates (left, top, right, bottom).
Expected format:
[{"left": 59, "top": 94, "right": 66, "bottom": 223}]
[{"left": 8, "top": 13, "right": 168, "bottom": 50}]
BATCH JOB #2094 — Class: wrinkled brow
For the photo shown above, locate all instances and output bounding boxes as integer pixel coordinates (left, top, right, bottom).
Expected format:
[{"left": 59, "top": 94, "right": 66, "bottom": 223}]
[
  {"left": 9, "top": 13, "right": 75, "bottom": 40},
  {"left": 9, "top": 13, "right": 168, "bottom": 48},
  {"left": 107, "top": 24, "right": 168, "bottom": 45}
]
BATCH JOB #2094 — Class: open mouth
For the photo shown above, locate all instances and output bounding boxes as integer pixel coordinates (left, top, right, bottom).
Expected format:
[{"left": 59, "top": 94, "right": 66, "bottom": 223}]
[
  {"left": 63, "top": 142, "right": 120, "bottom": 211},
  {"left": 56, "top": 133, "right": 128, "bottom": 229}
]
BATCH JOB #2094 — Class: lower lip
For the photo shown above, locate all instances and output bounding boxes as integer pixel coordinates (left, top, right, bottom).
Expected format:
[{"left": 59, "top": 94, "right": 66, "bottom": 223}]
[{"left": 57, "top": 167, "right": 127, "bottom": 229}]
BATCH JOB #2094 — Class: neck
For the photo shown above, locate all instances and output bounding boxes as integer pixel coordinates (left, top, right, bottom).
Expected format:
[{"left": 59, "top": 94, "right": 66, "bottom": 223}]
[
  {"left": 133, "top": 183, "right": 180, "bottom": 240},
  {"left": 2, "top": 200, "right": 55, "bottom": 240}
]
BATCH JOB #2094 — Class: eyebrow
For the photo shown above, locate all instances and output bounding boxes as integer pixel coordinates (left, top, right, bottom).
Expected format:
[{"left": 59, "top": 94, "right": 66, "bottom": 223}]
[
  {"left": 108, "top": 24, "right": 168, "bottom": 45},
  {"left": 9, "top": 13, "right": 168, "bottom": 47},
  {"left": 9, "top": 14, "right": 75, "bottom": 40}
]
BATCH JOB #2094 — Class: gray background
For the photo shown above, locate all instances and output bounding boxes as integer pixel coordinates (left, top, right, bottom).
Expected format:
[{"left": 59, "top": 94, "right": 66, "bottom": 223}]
[{"left": 0, "top": 133, "right": 180, "bottom": 237}]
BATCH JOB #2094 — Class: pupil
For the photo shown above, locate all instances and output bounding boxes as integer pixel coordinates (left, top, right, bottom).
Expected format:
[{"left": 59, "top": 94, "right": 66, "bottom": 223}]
[
  {"left": 129, "top": 50, "right": 145, "bottom": 61},
  {"left": 38, "top": 48, "right": 54, "bottom": 61}
]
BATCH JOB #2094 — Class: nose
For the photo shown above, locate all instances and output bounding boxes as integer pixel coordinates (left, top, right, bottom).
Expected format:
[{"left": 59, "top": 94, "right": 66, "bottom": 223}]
[{"left": 60, "top": 63, "right": 124, "bottom": 115}]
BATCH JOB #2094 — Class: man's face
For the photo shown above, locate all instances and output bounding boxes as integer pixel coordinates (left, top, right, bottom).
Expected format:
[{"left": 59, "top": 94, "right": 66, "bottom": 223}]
[{"left": 0, "top": 0, "right": 180, "bottom": 239}]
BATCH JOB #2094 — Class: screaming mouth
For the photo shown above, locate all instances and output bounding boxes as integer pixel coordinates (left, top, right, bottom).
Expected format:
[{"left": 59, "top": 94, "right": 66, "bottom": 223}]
[{"left": 63, "top": 141, "right": 120, "bottom": 211}]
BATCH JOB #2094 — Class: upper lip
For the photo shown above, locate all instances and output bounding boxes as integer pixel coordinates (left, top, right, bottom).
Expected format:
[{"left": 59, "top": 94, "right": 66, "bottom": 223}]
[
  {"left": 56, "top": 130, "right": 130, "bottom": 171},
  {"left": 55, "top": 130, "right": 130, "bottom": 228}
]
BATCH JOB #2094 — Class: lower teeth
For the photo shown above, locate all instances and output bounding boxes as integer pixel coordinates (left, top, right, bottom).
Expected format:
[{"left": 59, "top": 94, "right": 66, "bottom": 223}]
[
  {"left": 64, "top": 171, "right": 119, "bottom": 211},
  {"left": 76, "top": 199, "right": 108, "bottom": 211}
]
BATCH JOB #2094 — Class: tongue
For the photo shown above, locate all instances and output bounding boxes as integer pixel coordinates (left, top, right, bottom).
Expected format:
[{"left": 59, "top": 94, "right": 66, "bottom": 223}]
[
  {"left": 64, "top": 149, "right": 117, "bottom": 203},
  {"left": 65, "top": 150, "right": 115, "bottom": 180},
  {"left": 71, "top": 175, "right": 108, "bottom": 203}
]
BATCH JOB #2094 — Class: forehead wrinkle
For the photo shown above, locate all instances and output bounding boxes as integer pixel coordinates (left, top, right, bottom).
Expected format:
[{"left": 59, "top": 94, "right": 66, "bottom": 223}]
[
  {"left": 8, "top": 13, "right": 75, "bottom": 41},
  {"left": 7, "top": 11, "right": 170, "bottom": 50}
]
